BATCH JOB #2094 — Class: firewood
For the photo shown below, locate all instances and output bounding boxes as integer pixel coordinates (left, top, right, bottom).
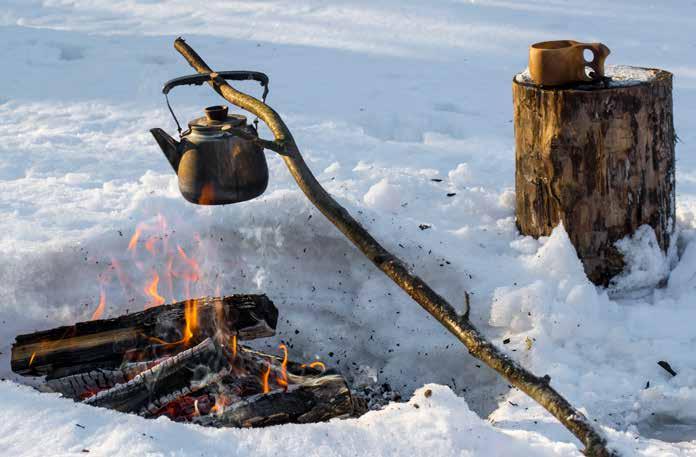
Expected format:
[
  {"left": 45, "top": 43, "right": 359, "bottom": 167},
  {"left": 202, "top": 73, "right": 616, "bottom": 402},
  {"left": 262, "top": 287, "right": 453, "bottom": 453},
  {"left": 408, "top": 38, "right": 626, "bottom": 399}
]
[
  {"left": 11, "top": 294, "right": 278, "bottom": 377},
  {"left": 78, "top": 340, "right": 360, "bottom": 427},
  {"left": 41, "top": 362, "right": 155, "bottom": 400},
  {"left": 83, "top": 338, "right": 228, "bottom": 414},
  {"left": 193, "top": 374, "right": 359, "bottom": 428}
]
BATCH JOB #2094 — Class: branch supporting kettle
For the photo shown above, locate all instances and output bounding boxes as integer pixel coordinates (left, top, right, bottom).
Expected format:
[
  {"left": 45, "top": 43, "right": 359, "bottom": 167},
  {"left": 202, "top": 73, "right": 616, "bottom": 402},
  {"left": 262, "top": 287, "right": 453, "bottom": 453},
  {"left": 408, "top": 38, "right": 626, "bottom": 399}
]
[{"left": 151, "top": 71, "right": 271, "bottom": 205}]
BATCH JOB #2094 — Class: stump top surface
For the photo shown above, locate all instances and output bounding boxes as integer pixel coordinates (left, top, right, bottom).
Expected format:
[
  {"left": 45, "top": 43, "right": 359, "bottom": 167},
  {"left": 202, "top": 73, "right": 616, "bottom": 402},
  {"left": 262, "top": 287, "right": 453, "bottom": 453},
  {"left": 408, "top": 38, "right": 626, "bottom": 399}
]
[{"left": 514, "top": 64, "right": 669, "bottom": 90}]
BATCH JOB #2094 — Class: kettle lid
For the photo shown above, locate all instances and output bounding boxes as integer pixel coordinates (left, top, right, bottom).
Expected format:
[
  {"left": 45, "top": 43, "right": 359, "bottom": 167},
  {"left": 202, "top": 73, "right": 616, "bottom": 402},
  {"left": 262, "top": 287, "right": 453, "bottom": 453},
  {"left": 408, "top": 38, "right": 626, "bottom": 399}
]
[{"left": 187, "top": 105, "right": 247, "bottom": 133}]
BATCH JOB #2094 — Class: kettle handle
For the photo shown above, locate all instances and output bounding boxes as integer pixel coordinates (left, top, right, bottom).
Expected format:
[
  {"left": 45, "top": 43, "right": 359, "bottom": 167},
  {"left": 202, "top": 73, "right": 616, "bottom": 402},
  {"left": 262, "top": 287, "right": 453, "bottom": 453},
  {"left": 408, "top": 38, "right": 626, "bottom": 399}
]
[
  {"left": 162, "top": 71, "right": 269, "bottom": 99},
  {"left": 161, "top": 71, "right": 269, "bottom": 136}
]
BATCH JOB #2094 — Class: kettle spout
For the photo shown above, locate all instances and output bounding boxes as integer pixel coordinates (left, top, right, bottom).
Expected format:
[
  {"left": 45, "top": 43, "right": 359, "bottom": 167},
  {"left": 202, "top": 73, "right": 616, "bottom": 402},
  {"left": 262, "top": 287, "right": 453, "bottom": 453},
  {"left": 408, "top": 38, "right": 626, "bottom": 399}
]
[{"left": 150, "top": 128, "right": 182, "bottom": 172}]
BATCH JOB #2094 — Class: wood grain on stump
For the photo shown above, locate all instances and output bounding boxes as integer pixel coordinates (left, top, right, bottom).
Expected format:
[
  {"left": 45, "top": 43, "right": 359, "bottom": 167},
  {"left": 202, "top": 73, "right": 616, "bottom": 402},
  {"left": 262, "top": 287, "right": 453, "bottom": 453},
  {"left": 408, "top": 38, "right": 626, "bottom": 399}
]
[{"left": 513, "top": 66, "right": 675, "bottom": 285}]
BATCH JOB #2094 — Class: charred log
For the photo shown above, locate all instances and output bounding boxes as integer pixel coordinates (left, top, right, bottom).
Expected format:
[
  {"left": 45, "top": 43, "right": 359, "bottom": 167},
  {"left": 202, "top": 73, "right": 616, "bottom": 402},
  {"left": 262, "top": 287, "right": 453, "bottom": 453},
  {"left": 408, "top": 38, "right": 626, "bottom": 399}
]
[
  {"left": 42, "top": 362, "right": 156, "bottom": 400},
  {"left": 194, "top": 374, "right": 359, "bottom": 428},
  {"left": 11, "top": 295, "right": 278, "bottom": 377},
  {"left": 83, "top": 338, "right": 228, "bottom": 414},
  {"left": 72, "top": 340, "right": 362, "bottom": 427}
]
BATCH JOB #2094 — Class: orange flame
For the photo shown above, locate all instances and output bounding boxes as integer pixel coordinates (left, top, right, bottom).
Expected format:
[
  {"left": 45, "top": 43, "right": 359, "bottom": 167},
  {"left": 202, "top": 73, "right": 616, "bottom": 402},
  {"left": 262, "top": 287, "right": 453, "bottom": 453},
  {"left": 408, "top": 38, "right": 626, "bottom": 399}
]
[
  {"left": 165, "top": 254, "right": 175, "bottom": 303},
  {"left": 110, "top": 258, "right": 133, "bottom": 297},
  {"left": 29, "top": 352, "right": 36, "bottom": 367},
  {"left": 144, "top": 272, "right": 165, "bottom": 308},
  {"left": 262, "top": 364, "right": 271, "bottom": 393},
  {"left": 183, "top": 299, "right": 197, "bottom": 344},
  {"left": 176, "top": 246, "right": 201, "bottom": 282},
  {"left": 211, "top": 394, "right": 229, "bottom": 415},
  {"left": 91, "top": 287, "right": 106, "bottom": 320},
  {"left": 230, "top": 335, "right": 237, "bottom": 359},
  {"left": 158, "top": 214, "right": 169, "bottom": 254},
  {"left": 127, "top": 227, "right": 142, "bottom": 252},
  {"left": 309, "top": 361, "right": 326, "bottom": 371},
  {"left": 300, "top": 361, "right": 326, "bottom": 372},
  {"left": 277, "top": 344, "right": 289, "bottom": 388},
  {"left": 198, "top": 183, "right": 216, "bottom": 205},
  {"left": 214, "top": 280, "right": 221, "bottom": 299},
  {"left": 145, "top": 236, "right": 158, "bottom": 255}
]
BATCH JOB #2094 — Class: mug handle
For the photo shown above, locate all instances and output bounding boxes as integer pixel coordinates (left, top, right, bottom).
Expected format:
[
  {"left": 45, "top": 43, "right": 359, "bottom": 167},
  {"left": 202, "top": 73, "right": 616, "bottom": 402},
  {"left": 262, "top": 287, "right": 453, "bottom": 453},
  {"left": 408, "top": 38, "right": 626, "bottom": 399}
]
[{"left": 578, "top": 43, "right": 610, "bottom": 82}]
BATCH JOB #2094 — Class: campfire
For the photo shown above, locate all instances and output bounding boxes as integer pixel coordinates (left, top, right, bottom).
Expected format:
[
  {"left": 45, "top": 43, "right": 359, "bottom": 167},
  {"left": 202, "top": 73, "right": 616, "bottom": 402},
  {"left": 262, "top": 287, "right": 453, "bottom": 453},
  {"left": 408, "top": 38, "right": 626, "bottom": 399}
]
[{"left": 10, "top": 217, "right": 365, "bottom": 427}]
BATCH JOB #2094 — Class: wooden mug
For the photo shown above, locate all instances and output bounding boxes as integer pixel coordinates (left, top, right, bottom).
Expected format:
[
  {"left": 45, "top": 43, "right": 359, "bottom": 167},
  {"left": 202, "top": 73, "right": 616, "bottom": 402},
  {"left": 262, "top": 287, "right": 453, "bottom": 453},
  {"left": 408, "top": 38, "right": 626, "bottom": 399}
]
[{"left": 529, "top": 40, "right": 610, "bottom": 86}]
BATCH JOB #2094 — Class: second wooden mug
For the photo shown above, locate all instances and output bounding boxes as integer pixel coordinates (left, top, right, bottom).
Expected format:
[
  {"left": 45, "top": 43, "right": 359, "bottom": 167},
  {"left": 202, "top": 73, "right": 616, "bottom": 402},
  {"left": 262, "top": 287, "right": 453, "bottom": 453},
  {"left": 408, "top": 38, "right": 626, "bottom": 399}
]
[{"left": 529, "top": 40, "right": 610, "bottom": 86}]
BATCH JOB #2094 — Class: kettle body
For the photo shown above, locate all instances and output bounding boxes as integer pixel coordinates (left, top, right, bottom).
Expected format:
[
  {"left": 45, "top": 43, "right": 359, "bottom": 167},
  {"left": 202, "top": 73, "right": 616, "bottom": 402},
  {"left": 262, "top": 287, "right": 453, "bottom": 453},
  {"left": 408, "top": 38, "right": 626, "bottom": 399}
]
[{"left": 151, "top": 106, "right": 269, "bottom": 205}]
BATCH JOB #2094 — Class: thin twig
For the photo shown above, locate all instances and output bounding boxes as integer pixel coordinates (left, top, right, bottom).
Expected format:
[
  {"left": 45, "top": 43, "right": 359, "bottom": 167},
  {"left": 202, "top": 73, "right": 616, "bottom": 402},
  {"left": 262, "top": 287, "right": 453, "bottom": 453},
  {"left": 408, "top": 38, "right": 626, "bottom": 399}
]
[{"left": 172, "top": 37, "right": 615, "bottom": 457}]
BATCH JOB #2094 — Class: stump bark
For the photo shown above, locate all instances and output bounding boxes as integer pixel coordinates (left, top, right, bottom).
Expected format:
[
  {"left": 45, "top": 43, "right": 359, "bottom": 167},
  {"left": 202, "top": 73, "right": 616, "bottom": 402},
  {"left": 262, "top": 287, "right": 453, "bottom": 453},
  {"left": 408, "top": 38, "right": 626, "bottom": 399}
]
[{"left": 513, "top": 67, "right": 675, "bottom": 285}]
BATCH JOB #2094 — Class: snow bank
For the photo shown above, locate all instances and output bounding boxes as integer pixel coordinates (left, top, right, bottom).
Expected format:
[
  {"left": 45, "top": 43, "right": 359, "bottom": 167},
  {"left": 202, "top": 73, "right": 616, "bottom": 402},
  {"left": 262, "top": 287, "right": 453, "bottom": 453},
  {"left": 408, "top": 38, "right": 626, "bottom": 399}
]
[
  {"left": 0, "top": 382, "right": 575, "bottom": 457},
  {"left": 3, "top": 381, "right": 694, "bottom": 456},
  {"left": 490, "top": 225, "right": 696, "bottom": 440}
]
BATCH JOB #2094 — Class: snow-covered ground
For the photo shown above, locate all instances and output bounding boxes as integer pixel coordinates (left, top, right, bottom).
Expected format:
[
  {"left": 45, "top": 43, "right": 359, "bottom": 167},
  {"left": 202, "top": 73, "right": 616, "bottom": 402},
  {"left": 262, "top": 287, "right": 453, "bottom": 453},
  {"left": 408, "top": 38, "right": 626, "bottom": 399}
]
[{"left": 1, "top": 1, "right": 696, "bottom": 455}]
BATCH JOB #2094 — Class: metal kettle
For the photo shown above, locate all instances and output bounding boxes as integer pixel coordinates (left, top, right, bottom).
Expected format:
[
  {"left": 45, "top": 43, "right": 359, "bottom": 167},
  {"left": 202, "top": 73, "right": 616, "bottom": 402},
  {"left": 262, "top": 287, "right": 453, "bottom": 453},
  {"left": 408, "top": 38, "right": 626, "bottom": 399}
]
[{"left": 150, "top": 71, "right": 271, "bottom": 205}]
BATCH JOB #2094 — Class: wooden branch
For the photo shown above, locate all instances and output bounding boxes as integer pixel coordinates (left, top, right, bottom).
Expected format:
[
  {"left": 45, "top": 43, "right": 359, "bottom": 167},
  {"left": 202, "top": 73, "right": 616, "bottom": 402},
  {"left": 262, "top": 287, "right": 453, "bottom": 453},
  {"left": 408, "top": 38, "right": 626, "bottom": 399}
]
[
  {"left": 222, "top": 126, "right": 288, "bottom": 154},
  {"left": 173, "top": 38, "right": 615, "bottom": 457},
  {"left": 11, "top": 294, "right": 278, "bottom": 377}
]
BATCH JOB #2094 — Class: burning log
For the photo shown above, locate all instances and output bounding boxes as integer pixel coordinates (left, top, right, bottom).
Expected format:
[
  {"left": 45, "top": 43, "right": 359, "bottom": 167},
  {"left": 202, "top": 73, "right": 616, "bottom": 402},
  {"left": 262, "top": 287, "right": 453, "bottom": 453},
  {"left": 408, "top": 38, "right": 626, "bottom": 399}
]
[
  {"left": 13, "top": 289, "right": 360, "bottom": 428},
  {"left": 25, "top": 312, "right": 360, "bottom": 427},
  {"left": 11, "top": 294, "right": 278, "bottom": 377},
  {"left": 80, "top": 339, "right": 361, "bottom": 423},
  {"left": 193, "top": 374, "right": 357, "bottom": 428},
  {"left": 48, "top": 337, "right": 360, "bottom": 427},
  {"left": 42, "top": 362, "right": 155, "bottom": 400},
  {"left": 155, "top": 346, "right": 363, "bottom": 427},
  {"left": 83, "top": 338, "right": 228, "bottom": 414}
]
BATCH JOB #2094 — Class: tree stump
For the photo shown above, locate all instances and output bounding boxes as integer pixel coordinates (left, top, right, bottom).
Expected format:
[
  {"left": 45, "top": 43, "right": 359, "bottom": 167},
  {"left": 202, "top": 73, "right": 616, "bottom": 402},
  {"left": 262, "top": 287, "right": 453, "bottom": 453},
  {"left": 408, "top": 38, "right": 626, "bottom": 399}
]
[{"left": 513, "top": 66, "right": 675, "bottom": 285}]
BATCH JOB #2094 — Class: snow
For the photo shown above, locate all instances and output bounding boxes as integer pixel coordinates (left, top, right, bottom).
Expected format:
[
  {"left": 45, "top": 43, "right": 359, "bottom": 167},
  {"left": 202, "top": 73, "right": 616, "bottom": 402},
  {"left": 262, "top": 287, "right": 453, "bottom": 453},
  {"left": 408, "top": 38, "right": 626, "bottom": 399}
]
[
  {"left": 2, "top": 0, "right": 696, "bottom": 456},
  {"left": 515, "top": 65, "right": 659, "bottom": 86},
  {"left": 3, "top": 381, "right": 694, "bottom": 457}
]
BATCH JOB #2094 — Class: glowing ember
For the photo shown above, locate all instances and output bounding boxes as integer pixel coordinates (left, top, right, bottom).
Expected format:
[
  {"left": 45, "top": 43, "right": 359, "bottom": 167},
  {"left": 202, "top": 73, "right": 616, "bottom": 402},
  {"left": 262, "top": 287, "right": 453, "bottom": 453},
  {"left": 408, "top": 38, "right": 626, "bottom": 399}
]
[
  {"left": 211, "top": 394, "right": 230, "bottom": 416},
  {"left": 28, "top": 352, "right": 36, "bottom": 367}
]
